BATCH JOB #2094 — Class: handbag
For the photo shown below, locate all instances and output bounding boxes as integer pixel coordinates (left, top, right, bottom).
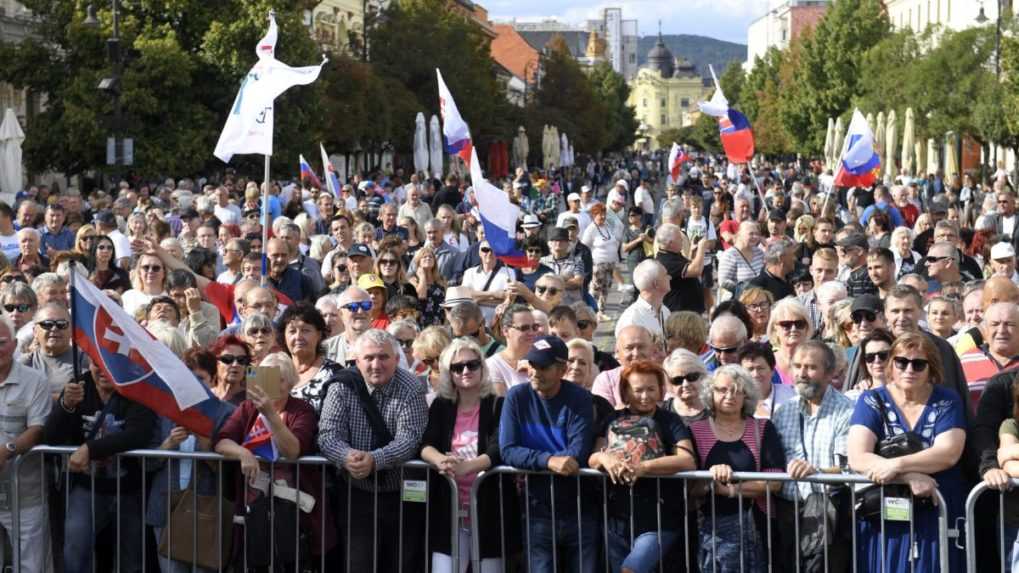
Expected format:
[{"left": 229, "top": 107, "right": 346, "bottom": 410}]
[
  {"left": 854, "top": 394, "right": 931, "bottom": 520},
  {"left": 157, "top": 487, "right": 234, "bottom": 569},
  {"left": 797, "top": 413, "right": 841, "bottom": 570}
]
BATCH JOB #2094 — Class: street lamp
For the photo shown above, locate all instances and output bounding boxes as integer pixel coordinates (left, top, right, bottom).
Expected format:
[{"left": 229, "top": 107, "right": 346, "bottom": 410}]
[
  {"left": 84, "top": 1, "right": 130, "bottom": 178},
  {"left": 976, "top": 1, "right": 1002, "bottom": 78}
]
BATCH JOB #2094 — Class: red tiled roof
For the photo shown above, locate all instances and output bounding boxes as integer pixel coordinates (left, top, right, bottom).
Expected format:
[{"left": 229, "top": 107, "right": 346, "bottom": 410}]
[{"left": 491, "top": 24, "right": 539, "bottom": 82}]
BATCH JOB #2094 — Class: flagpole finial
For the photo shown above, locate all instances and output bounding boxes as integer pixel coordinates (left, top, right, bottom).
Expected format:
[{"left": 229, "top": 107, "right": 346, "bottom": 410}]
[
  {"left": 268, "top": 9, "right": 276, "bottom": 19},
  {"left": 658, "top": 20, "right": 662, "bottom": 37}
]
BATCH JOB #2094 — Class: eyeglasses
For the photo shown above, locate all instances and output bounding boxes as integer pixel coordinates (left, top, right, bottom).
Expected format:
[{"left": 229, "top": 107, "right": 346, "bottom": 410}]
[
  {"left": 246, "top": 327, "right": 272, "bottom": 336},
  {"left": 710, "top": 344, "right": 740, "bottom": 355},
  {"left": 576, "top": 320, "right": 593, "bottom": 330},
  {"left": 851, "top": 310, "right": 878, "bottom": 324},
  {"left": 892, "top": 356, "right": 929, "bottom": 372},
  {"left": 140, "top": 265, "right": 163, "bottom": 273},
  {"left": 379, "top": 259, "right": 399, "bottom": 266},
  {"left": 3, "top": 304, "right": 31, "bottom": 313},
  {"left": 535, "top": 286, "right": 560, "bottom": 296},
  {"left": 0, "top": 275, "right": 26, "bottom": 284},
  {"left": 712, "top": 386, "right": 744, "bottom": 397},
  {"left": 864, "top": 350, "right": 890, "bottom": 364},
  {"left": 37, "top": 319, "right": 69, "bottom": 331},
  {"left": 450, "top": 359, "right": 482, "bottom": 374},
  {"left": 342, "top": 301, "right": 373, "bottom": 313},
  {"left": 777, "top": 319, "right": 808, "bottom": 331},
  {"left": 670, "top": 372, "right": 703, "bottom": 385},
  {"left": 479, "top": 247, "right": 493, "bottom": 254},
  {"left": 925, "top": 255, "right": 950, "bottom": 264},
  {"left": 746, "top": 302, "right": 770, "bottom": 312},
  {"left": 96, "top": 244, "right": 113, "bottom": 251},
  {"left": 397, "top": 337, "right": 414, "bottom": 349},
  {"left": 218, "top": 355, "right": 251, "bottom": 366},
  {"left": 510, "top": 323, "right": 540, "bottom": 332}
]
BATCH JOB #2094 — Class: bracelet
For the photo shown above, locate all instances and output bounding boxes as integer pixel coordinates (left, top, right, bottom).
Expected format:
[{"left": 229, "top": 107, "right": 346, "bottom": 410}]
[{"left": 59, "top": 397, "right": 75, "bottom": 414}]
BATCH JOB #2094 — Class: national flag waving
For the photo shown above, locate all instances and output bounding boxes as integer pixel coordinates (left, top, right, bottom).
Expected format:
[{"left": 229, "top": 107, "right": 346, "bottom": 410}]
[
  {"left": 834, "top": 109, "right": 881, "bottom": 188},
  {"left": 698, "top": 66, "right": 754, "bottom": 164},
  {"left": 667, "top": 143, "right": 689, "bottom": 183},
  {"left": 242, "top": 413, "right": 279, "bottom": 461},
  {"left": 70, "top": 267, "right": 231, "bottom": 437},
  {"left": 299, "top": 154, "right": 322, "bottom": 189},
  {"left": 320, "top": 143, "right": 342, "bottom": 198},
  {"left": 214, "top": 13, "right": 327, "bottom": 163},
  {"left": 469, "top": 147, "right": 528, "bottom": 267},
  {"left": 436, "top": 69, "right": 474, "bottom": 166}
]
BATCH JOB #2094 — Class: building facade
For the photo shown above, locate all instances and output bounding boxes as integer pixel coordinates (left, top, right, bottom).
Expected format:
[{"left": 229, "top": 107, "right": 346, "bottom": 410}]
[
  {"left": 745, "top": 0, "right": 828, "bottom": 70},
  {"left": 0, "top": 0, "right": 33, "bottom": 122},
  {"left": 884, "top": 0, "right": 1014, "bottom": 33},
  {"left": 626, "top": 35, "right": 711, "bottom": 151}
]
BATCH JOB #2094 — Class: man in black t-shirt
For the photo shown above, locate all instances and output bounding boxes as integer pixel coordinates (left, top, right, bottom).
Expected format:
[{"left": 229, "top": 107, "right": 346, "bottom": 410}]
[{"left": 655, "top": 223, "right": 707, "bottom": 314}]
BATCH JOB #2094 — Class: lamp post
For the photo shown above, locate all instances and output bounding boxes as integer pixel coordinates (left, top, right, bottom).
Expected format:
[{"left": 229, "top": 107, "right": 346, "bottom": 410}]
[
  {"left": 976, "top": 1, "right": 1003, "bottom": 179},
  {"left": 83, "top": 1, "right": 130, "bottom": 182}
]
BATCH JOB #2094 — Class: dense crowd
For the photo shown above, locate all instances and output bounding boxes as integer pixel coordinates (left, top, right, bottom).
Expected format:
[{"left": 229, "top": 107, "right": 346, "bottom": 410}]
[{"left": 0, "top": 155, "right": 1018, "bottom": 573}]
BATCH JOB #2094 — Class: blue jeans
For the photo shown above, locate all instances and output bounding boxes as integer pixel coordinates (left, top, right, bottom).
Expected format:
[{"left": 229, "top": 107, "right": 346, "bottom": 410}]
[
  {"left": 524, "top": 512, "right": 598, "bottom": 573},
  {"left": 606, "top": 520, "right": 679, "bottom": 573},
  {"left": 64, "top": 485, "right": 142, "bottom": 573}
]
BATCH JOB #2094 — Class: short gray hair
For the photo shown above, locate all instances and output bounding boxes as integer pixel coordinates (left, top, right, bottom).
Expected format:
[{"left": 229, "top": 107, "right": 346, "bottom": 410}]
[
  {"left": 570, "top": 301, "right": 596, "bottom": 323},
  {"left": 764, "top": 238, "right": 793, "bottom": 265},
  {"left": 700, "top": 364, "right": 760, "bottom": 418},
  {"left": 655, "top": 223, "right": 682, "bottom": 249},
  {"left": 260, "top": 351, "right": 299, "bottom": 388},
  {"left": 147, "top": 320, "right": 188, "bottom": 358},
  {"left": 663, "top": 348, "right": 707, "bottom": 376},
  {"left": 239, "top": 312, "right": 274, "bottom": 335},
  {"left": 355, "top": 328, "right": 401, "bottom": 358},
  {"left": 31, "top": 272, "right": 66, "bottom": 293},
  {"left": 1, "top": 281, "right": 37, "bottom": 307},
  {"left": 315, "top": 294, "right": 339, "bottom": 313},
  {"left": 387, "top": 319, "right": 420, "bottom": 337},
  {"left": 17, "top": 227, "right": 39, "bottom": 241},
  {"left": 794, "top": 339, "right": 836, "bottom": 375},
  {"left": 337, "top": 286, "right": 370, "bottom": 306},
  {"left": 708, "top": 314, "right": 747, "bottom": 344},
  {"left": 447, "top": 300, "right": 483, "bottom": 325},
  {"left": 815, "top": 281, "right": 847, "bottom": 301},
  {"left": 632, "top": 259, "right": 666, "bottom": 292},
  {"left": 435, "top": 337, "right": 494, "bottom": 401}
]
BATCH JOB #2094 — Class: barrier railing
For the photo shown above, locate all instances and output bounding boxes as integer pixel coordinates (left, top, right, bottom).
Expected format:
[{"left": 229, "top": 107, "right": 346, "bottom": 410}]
[
  {"left": 469, "top": 466, "right": 957, "bottom": 573},
  {"left": 8, "top": 445, "right": 459, "bottom": 573},
  {"left": 963, "top": 478, "right": 1019, "bottom": 573}
]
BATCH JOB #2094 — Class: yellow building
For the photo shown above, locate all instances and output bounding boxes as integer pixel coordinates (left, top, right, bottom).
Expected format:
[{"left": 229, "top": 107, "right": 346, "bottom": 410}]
[{"left": 626, "top": 34, "right": 711, "bottom": 151}]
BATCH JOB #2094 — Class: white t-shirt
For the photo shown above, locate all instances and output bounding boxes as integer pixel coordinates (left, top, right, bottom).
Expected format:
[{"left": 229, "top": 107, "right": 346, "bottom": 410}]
[
  {"left": 461, "top": 265, "right": 516, "bottom": 325},
  {"left": 0, "top": 232, "right": 18, "bottom": 262},
  {"left": 486, "top": 353, "right": 529, "bottom": 392},
  {"left": 108, "top": 229, "right": 132, "bottom": 262},
  {"left": 1003, "top": 214, "right": 1017, "bottom": 237},
  {"left": 214, "top": 204, "right": 241, "bottom": 226},
  {"left": 635, "top": 186, "right": 655, "bottom": 215},
  {"left": 122, "top": 289, "right": 162, "bottom": 317}
]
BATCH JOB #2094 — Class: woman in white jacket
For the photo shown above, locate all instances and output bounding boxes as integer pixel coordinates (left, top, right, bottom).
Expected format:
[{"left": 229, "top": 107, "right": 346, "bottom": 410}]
[{"left": 581, "top": 203, "right": 622, "bottom": 320}]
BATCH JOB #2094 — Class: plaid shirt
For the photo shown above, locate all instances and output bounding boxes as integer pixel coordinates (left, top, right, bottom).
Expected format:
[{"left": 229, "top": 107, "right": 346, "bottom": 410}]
[
  {"left": 798, "top": 291, "right": 824, "bottom": 333},
  {"left": 318, "top": 368, "right": 427, "bottom": 492},
  {"left": 846, "top": 265, "right": 878, "bottom": 297},
  {"left": 772, "top": 387, "right": 853, "bottom": 500}
]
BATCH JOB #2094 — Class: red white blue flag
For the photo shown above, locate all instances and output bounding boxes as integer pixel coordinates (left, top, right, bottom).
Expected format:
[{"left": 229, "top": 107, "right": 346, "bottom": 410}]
[
  {"left": 698, "top": 66, "right": 755, "bottom": 164},
  {"left": 299, "top": 154, "right": 323, "bottom": 189},
  {"left": 436, "top": 69, "right": 474, "bottom": 167},
  {"left": 834, "top": 109, "right": 880, "bottom": 188},
  {"left": 320, "top": 143, "right": 342, "bottom": 198},
  {"left": 242, "top": 413, "right": 279, "bottom": 461},
  {"left": 71, "top": 268, "right": 231, "bottom": 438}
]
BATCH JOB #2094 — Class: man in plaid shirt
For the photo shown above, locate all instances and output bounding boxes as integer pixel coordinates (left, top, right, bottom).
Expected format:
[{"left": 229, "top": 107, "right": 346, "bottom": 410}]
[{"left": 318, "top": 329, "right": 427, "bottom": 572}]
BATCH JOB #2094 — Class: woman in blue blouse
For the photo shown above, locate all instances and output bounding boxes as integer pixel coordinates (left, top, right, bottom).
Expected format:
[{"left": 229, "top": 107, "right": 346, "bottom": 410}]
[{"left": 848, "top": 331, "right": 966, "bottom": 573}]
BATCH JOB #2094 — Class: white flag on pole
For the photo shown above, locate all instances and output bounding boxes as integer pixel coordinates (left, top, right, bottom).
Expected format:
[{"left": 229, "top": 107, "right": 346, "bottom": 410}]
[{"left": 214, "top": 14, "right": 327, "bottom": 163}]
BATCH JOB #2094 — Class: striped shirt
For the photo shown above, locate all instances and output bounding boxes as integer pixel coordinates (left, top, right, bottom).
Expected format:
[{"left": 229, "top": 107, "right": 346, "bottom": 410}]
[
  {"left": 716, "top": 245, "right": 765, "bottom": 287},
  {"left": 960, "top": 346, "right": 1019, "bottom": 409},
  {"left": 772, "top": 387, "right": 853, "bottom": 500},
  {"left": 689, "top": 417, "right": 782, "bottom": 514}
]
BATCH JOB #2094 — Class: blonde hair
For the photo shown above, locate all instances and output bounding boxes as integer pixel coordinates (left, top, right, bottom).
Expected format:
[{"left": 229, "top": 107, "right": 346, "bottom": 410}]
[
  {"left": 435, "top": 338, "right": 495, "bottom": 400},
  {"left": 766, "top": 297, "right": 814, "bottom": 343},
  {"left": 260, "top": 351, "right": 299, "bottom": 388},
  {"left": 412, "top": 325, "right": 451, "bottom": 360}
]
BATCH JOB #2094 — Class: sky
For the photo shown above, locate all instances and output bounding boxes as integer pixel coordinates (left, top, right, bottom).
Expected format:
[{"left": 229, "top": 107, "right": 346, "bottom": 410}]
[{"left": 485, "top": 0, "right": 770, "bottom": 44}]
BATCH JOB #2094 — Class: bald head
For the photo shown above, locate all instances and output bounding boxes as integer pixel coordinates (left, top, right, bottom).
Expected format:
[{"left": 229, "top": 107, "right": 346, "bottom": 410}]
[
  {"left": 984, "top": 302, "right": 1019, "bottom": 357},
  {"left": 243, "top": 286, "right": 277, "bottom": 317},
  {"left": 982, "top": 276, "right": 1019, "bottom": 310},
  {"left": 615, "top": 325, "right": 653, "bottom": 365}
]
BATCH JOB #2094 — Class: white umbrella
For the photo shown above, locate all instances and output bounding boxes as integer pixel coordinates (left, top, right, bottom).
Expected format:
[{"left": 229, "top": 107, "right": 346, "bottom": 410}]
[
  {"left": 874, "top": 111, "right": 886, "bottom": 172},
  {"left": 884, "top": 110, "right": 897, "bottom": 184},
  {"left": 413, "top": 113, "right": 428, "bottom": 175},
  {"left": 901, "top": 108, "right": 915, "bottom": 176},
  {"left": 914, "top": 141, "right": 925, "bottom": 178},
  {"left": 832, "top": 116, "right": 845, "bottom": 168},
  {"left": 0, "top": 108, "right": 25, "bottom": 200},
  {"left": 428, "top": 115, "right": 443, "bottom": 180},
  {"left": 944, "top": 132, "right": 959, "bottom": 183},
  {"left": 560, "top": 133, "right": 569, "bottom": 167},
  {"left": 542, "top": 125, "right": 552, "bottom": 170},
  {"left": 823, "top": 117, "right": 834, "bottom": 171},
  {"left": 926, "top": 138, "right": 939, "bottom": 176},
  {"left": 551, "top": 126, "right": 561, "bottom": 170},
  {"left": 865, "top": 112, "right": 875, "bottom": 136}
]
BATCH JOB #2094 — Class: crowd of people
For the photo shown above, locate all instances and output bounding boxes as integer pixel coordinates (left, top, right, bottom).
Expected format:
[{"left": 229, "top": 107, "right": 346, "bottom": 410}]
[{"left": 0, "top": 155, "right": 1018, "bottom": 573}]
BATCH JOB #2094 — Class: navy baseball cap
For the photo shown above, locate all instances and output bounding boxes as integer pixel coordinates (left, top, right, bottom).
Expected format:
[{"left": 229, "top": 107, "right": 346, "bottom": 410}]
[
  {"left": 525, "top": 336, "right": 568, "bottom": 368},
  {"left": 347, "top": 243, "right": 372, "bottom": 258}
]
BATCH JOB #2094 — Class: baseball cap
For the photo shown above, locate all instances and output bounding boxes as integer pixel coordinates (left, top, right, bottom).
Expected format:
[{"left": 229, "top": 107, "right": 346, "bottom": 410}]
[
  {"left": 357, "top": 273, "right": 386, "bottom": 291},
  {"left": 440, "top": 286, "right": 473, "bottom": 308},
  {"left": 615, "top": 179, "right": 629, "bottom": 191},
  {"left": 560, "top": 216, "right": 578, "bottom": 229},
  {"left": 992, "top": 242, "right": 1016, "bottom": 260},
  {"left": 836, "top": 233, "right": 868, "bottom": 250},
  {"left": 522, "top": 214, "right": 541, "bottom": 229},
  {"left": 524, "top": 336, "right": 568, "bottom": 368},
  {"left": 567, "top": 193, "right": 581, "bottom": 203},
  {"left": 850, "top": 294, "right": 884, "bottom": 314},
  {"left": 549, "top": 227, "right": 571, "bottom": 241},
  {"left": 93, "top": 210, "right": 116, "bottom": 226},
  {"left": 581, "top": 185, "right": 592, "bottom": 194},
  {"left": 347, "top": 243, "right": 372, "bottom": 258},
  {"left": 768, "top": 209, "right": 787, "bottom": 222}
]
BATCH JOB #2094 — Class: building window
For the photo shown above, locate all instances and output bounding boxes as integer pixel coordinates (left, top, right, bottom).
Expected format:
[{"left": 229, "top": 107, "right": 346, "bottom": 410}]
[
  {"left": 680, "top": 98, "right": 689, "bottom": 108},
  {"left": 642, "top": 98, "right": 647, "bottom": 107},
  {"left": 661, "top": 115, "right": 667, "bottom": 126},
  {"left": 660, "top": 98, "right": 666, "bottom": 107},
  {"left": 629, "top": 54, "right": 635, "bottom": 64}
]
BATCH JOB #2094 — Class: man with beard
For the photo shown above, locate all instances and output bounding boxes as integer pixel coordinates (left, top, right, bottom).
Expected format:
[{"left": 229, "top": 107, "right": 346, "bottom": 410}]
[{"left": 773, "top": 340, "right": 853, "bottom": 572}]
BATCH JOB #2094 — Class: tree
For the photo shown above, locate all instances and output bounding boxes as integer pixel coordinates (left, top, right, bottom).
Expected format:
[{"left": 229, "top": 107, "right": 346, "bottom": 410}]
[
  {"left": 741, "top": 48, "right": 792, "bottom": 155},
  {"left": 588, "top": 61, "right": 638, "bottom": 151}
]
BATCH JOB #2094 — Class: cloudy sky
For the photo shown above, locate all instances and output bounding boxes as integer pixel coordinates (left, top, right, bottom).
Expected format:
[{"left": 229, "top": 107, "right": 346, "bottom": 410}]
[{"left": 486, "top": 0, "right": 771, "bottom": 44}]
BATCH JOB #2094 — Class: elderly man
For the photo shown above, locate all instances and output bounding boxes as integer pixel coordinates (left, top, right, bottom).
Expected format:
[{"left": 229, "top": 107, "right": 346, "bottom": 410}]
[
  {"left": 952, "top": 277, "right": 1019, "bottom": 354},
  {"left": 836, "top": 233, "right": 876, "bottom": 297},
  {"left": 265, "top": 237, "right": 315, "bottom": 303},
  {"left": 746, "top": 237, "right": 796, "bottom": 302},
  {"left": 615, "top": 259, "right": 671, "bottom": 345},
  {"left": 960, "top": 303, "right": 1019, "bottom": 393},
  {"left": 446, "top": 299, "right": 500, "bottom": 356},
  {"left": 656, "top": 223, "right": 707, "bottom": 314},
  {"left": 500, "top": 335, "right": 595, "bottom": 573},
  {"left": 14, "top": 228, "right": 47, "bottom": 273},
  {"left": 216, "top": 237, "right": 248, "bottom": 285},
  {"left": 591, "top": 325, "right": 654, "bottom": 408},
  {"left": 277, "top": 223, "right": 325, "bottom": 295},
  {"left": 375, "top": 203, "right": 409, "bottom": 242},
  {"left": 318, "top": 329, "right": 427, "bottom": 573},
  {"left": 540, "top": 228, "right": 585, "bottom": 305},
  {"left": 925, "top": 240, "right": 964, "bottom": 291},
  {"left": 704, "top": 314, "right": 748, "bottom": 371},
  {"left": 773, "top": 340, "right": 853, "bottom": 571},
  {"left": 929, "top": 220, "right": 981, "bottom": 280},
  {"left": 324, "top": 287, "right": 371, "bottom": 366},
  {"left": 20, "top": 303, "right": 85, "bottom": 398},
  {"left": 397, "top": 184, "right": 433, "bottom": 230},
  {"left": 556, "top": 193, "right": 592, "bottom": 234},
  {"left": 989, "top": 243, "right": 1019, "bottom": 284},
  {"left": 414, "top": 219, "right": 457, "bottom": 275}
]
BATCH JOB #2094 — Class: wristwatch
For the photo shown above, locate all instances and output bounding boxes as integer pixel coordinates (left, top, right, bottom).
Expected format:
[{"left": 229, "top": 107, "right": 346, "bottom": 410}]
[{"left": 4, "top": 442, "right": 15, "bottom": 455}]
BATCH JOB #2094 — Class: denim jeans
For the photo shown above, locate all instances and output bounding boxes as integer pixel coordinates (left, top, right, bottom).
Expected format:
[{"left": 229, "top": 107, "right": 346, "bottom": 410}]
[
  {"left": 606, "top": 519, "right": 679, "bottom": 573},
  {"left": 524, "top": 512, "right": 599, "bottom": 573},
  {"left": 64, "top": 485, "right": 142, "bottom": 573}
]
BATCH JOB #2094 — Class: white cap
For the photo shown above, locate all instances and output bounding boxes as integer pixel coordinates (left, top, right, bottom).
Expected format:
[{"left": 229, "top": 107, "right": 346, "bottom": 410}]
[
  {"left": 607, "top": 188, "right": 624, "bottom": 206},
  {"left": 567, "top": 192, "right": 581, "bottom": 203},
  {"left": 522, "top": 214, "right": 541, "bottom": 228},
  {"left": 992, "top": 242, "right": 1016, "bottom": 260},
  {"left": 615, "top": 179, "right": 629, "bottom": 191},
  {"left": 581, "top": 185, "right": 592, "bottom": 194}
]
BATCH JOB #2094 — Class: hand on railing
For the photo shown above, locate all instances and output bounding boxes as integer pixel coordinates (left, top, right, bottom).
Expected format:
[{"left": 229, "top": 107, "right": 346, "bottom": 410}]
[
  {"left": 346, "top": 450, "right": 375, "bottom": 479},
  {"left": 546, "top": 455, "right": 579, "bottom": 476},
  {"left": 982, "top": 468, "right": 1013, "bottom": 491}
]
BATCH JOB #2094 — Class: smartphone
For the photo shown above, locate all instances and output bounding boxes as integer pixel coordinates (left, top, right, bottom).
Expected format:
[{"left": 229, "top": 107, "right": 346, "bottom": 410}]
[{"left": 245, "top": 366, "right": 282, "bottom": 400}]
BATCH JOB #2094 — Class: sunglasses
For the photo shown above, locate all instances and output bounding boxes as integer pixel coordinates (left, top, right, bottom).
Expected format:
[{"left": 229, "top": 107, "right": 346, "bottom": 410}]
[
  {"left": 218, "top": 355, "right": 251, "bottom": 366},
  {"left": 510, "top": 323, "right": 540, "bottom": 332},
  {"left": 777, "top": 319, "right": 808, "bottom": 331},
  {"left": 670, "top": 372, "right": 703, "bottom": 385},
  {"left": 96, "top": 244, "right": 114, "bottom": 251},
  {"left": 864, "top": 350, "right": 890, "bottom": 364},
  {"left": 140, "top": 265, "right": 163, "bottom": 273},
  {"left": 710, "top": 344, "right": 740, "bottom": 355},
  {"left": 379, "top": 259, "right": 399, "bottom": 266},
  {"left": 851, "top": 310, "right": 878, "bottom": 324},
  {"left": 576, "top": 320, "right": 593, "bottom": 330},
  {"left": 892, "top": 356, "right": 929, "bottom": 372},
  {"left": 479, "top": 247, "right": 493, "bottom": 254},
  {"left": 0, "top": 276, "right": 26, "bottom": 284},
  {"left": 3, "top": 304, "right": 31, "bottom": 313},
  {"left": 335, "top": 265, "right": 348, "bottom": 273},
  {"left": 246, "top": 327, "right": 272, "bottom": 336},
  {"left": 343, "top": 301, "right": 373, "bottom": 313},
  {"left": 925, "top": 255, "right": 950, "bottom": 264},
  {"left": 535, "top": 286, "right": 560, "bottom": 296},
  {"left": 450, "top": 359, "right": 482, "bottom": 374},
  {"left": 37, "top": 319, "right": 69, "bottom": 331}
]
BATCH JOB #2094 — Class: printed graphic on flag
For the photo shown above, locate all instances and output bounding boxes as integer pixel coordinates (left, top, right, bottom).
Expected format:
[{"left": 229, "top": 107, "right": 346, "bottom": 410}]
[{"left": 242, "top": 414, "right": 279, "bottom": 461}]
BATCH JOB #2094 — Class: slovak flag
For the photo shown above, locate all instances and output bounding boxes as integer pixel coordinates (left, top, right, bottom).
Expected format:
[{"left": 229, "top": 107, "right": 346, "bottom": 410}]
[
  {"left": 436, "top": 69, "right": 474, "bottom": 167},
  {"left": 320, "top": 143, "right": 342, "bottom": 198},
  {"left": 667, "top": 142, "right": 689, "bottom": 183},
  {"left": 468, "top": 148, "right": 529, "bottom": 267},
  {"left": 299, "top": 154, "right": 323, "bottom": 189},
  {"left": 70, "top": 266, "right": 231, "bottom": 438},
  {"left": 698, "top": 66, "right": 754, "bottom": 164},
  {"left": 242, "top": 413, "right": 279, "bottom": 461},
  {"left": 834, "top": 109, "right": 881, "bottom": 188}
]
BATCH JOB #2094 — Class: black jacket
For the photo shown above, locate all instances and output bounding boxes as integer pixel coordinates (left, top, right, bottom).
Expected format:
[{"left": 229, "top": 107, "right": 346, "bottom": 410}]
[{"left": 420, "top": 395, "right": 520, "bottom": 557}]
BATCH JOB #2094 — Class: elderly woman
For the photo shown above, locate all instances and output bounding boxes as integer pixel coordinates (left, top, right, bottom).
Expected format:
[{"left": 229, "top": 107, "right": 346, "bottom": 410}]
[
  {"left": 891, "top": 226, "right": 922, "bottom": 279},
  {"left": 739, "top": 287, "right": 774, "bottom": 342},
  {"left": 277, "top": 302, "right": 345, "bottom": 415},
  {"left": 844, "top": 328, "right": 893, "bottom": 402},
  {"left": 565, "top": 337, "right": 614, "bottom": 427},
  {"left": 1, "top": 281, "right": 36, "bottom": 335},
  {"left": 420, "top": 337, "right": 519, "bottom": 572},
  {"left": 690, "top": 365, "right": 784, "bottom": 573},
  {"left": 412, "top": 326, "right": 452, "bottom": 398},
  {"left": 848, "top": 332, "right": 966, "bottom": 572},
  {"left": 738, "top": 342, "right": 794, "bottom": 420},
  {"left": 240, "top": 312, "right": 276, "bottom": 365},
  {"left": 767, "top": 298, "right": 814, "bottom": 385},
  {"left": 209, "top": 334, "right": 251, "bottom": 405},
  {"left": 589, "top": 360, "right": 697, "bottom": 573},
  {"left": 662, "top": 348, "right": 708, "bottom": 424},
  {"left": 86, "top": 235, "right": 131, "bottom": 293},
  {"left": 409, "top": 245, "right": 447, "bottom": 328},
  {"left": 122, "top": 252, "right": 168, "bottom": 316},
  {"left": 665, "top": 311, "right": 708, "bottom": 356},
  {"left": 215, "top": 352, "right": 333, "bottom": 569},
  {"left": 580, "top": 203, "right": 622, "bottom": 316}
]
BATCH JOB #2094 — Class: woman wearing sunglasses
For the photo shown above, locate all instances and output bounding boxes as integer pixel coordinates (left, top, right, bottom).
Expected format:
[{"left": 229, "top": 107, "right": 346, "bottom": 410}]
[
  {"left": 662, "top": 349, "right": 708, "bottom": 425},
  {"left": 85, "top": 235, "right": 130, "bottom": 294},
  {"left": 420, "top": 337, "right": 519, "bottom": 573},
  {"left": 73, "top": 224, "right": 97, "bottom": 257},
  {"left": 845, "top": 329, "right": 894, "bottom": 402},
  {"left": 409, "top": 245, "right": 447, "bottom": 328},
  {"left": 209, "top": 334, "right": 252, "bottom": 405},
  {"left": 122, "top": 252, "right": 168, "bottom": 316},
  {"left": 848, "top": 332, "right": 966, "bottom": 573},
  {"left": 374, "top": 246, "right": 416, "bottom": 301},
  {"left": 0, "top": 281, "right": 36, "bottom": 335},
  {"left": 240, "top": 312, "right": 277, "bottom": 365},
  {"left": 766, "top": 298, "right": 814, "bottom": 385}
]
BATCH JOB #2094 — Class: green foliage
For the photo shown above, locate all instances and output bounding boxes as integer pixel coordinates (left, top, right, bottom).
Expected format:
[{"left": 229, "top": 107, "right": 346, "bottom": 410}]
[
  {"left": 528, "top": 40, "right": 608, "bottom": 155},
  {"left": 740, "top": 48, "right": 791, "bottom": 155},
  {"left": 717, "top": 61, "right": 744, "bottom": 110},
  {"left": 587, "top": 61, "right": 638, "bottom": 151}
]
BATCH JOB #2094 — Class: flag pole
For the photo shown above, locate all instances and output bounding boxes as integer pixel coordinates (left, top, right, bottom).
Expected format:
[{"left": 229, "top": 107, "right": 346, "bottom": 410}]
[
  {"left": 822, "top": 112, "right": 854, "bottom": 220},
  {"left": 261, "top": 154, "right": 270, "bottom": 287},
  {"left": 69, "top": 262, "right": 82, "bottom": 382}
]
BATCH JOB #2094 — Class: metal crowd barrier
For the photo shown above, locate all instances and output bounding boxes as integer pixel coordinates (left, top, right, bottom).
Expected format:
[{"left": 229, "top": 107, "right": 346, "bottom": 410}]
[
  {"left": 8, "top": 445, "right": 460, "bottom": 573},
  {"left": 963, "top": 478, "right": 1019, "bottom": 573},
  {"left": 469, "top": 466, "right": 956, "bottom": 573}
]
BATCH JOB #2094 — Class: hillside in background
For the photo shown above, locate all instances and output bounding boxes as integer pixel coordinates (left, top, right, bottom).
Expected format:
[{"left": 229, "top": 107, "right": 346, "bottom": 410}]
[{"left": 637, "top": 34, "right": 747, "bottom": 77}]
